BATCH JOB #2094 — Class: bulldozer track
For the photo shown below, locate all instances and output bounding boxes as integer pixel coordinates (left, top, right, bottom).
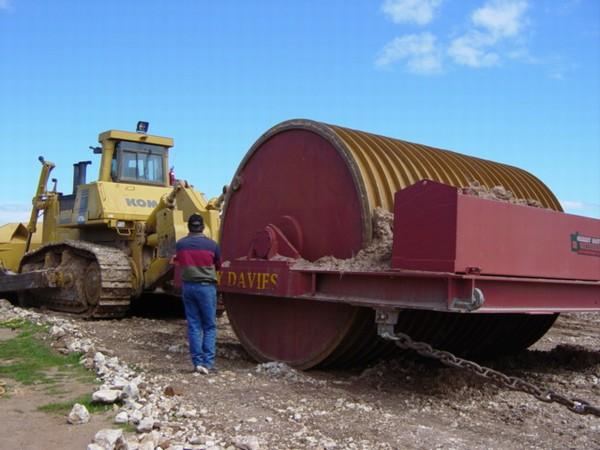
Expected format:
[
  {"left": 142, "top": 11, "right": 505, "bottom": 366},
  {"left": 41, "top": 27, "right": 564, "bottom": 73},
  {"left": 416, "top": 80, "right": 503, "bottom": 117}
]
[{"left": 20, "top": 241, "right": 133, "bottom": 319}]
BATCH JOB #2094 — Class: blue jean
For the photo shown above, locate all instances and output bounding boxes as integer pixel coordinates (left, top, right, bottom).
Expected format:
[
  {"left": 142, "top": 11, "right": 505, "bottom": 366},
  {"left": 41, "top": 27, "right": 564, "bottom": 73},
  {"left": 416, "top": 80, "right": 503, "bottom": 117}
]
[{"left": 182, "top": 282, "right": 217, "bottom": 368}]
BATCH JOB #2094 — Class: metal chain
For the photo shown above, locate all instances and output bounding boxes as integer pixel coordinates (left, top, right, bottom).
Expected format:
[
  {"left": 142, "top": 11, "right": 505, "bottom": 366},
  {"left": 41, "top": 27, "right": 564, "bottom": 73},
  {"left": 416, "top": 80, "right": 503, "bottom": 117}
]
[{"left": 380, "top": 331, "right": 600, "bottom": 417}]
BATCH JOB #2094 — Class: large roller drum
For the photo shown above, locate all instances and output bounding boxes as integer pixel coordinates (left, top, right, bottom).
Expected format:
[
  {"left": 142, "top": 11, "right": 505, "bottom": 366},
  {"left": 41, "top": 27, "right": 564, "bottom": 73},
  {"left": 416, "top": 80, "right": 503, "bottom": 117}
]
[{"left": 221, "top": 119, "right": 561, "bottom": 369}]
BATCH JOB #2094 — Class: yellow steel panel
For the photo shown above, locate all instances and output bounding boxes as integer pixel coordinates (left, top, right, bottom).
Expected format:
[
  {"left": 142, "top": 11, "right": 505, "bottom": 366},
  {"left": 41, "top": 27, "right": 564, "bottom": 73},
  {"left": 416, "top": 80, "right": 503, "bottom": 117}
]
[
  {"left": 0, "top": 223, "right": 42, "bottom": 271},
  {"left": 84, "top": 182, "right": 175, "bottom": 222},
  {"left": 98, "top": 130, "right": 174, "bottom": 147}
]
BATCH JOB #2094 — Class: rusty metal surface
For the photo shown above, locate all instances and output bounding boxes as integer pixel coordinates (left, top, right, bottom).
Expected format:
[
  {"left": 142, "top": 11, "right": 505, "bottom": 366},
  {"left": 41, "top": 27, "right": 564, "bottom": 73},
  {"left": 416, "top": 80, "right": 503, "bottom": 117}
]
[
  {"left": 328, "top": 122, "right": 562, "bottom": 213},
  {"left": 0, "top": 269, "right": 58, "bottom": 292}
]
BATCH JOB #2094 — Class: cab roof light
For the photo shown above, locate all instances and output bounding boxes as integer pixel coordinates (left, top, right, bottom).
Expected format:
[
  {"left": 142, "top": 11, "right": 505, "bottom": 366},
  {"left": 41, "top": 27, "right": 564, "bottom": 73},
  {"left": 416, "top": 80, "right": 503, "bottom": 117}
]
[{"left": 136, "top": 121, "right": 149, "bottom": 134}]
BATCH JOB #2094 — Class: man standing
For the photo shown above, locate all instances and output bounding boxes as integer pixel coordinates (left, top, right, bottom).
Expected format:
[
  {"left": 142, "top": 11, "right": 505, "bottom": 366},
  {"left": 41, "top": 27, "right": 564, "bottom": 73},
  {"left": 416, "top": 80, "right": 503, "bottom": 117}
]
[{"left": 174, "top": 213, "right": 221, "bottom": 374}]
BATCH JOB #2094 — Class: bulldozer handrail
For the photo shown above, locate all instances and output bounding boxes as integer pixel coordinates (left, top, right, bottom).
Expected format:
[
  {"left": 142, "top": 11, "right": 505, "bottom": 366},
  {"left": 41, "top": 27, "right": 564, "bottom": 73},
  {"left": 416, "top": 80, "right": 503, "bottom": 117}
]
[{"left": 25, "top": 157, "right": 56, "bottom": 253}]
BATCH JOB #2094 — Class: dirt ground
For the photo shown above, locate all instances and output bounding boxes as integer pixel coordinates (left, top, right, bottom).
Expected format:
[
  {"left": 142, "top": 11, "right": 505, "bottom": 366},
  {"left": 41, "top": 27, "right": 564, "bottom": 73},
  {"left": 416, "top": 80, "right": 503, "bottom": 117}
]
[
  {"left": 1, "top": 301, "right": 600, "bottom": 449},
  {"left": 0, "top": 381, "right": 114, "bottom": 449},
  {"left": 0, "top": 326, "right": 115, "bottom": 450}
]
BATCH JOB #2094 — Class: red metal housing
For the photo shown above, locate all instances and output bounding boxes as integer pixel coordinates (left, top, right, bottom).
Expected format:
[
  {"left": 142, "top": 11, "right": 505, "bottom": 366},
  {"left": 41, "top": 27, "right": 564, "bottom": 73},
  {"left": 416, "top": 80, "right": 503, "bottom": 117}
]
[
  {"left": 392, "top": 180, "right": 600, "bottom": 281},
  {"left": 219, "top": 119, "right": 600, "bottom": 368}
]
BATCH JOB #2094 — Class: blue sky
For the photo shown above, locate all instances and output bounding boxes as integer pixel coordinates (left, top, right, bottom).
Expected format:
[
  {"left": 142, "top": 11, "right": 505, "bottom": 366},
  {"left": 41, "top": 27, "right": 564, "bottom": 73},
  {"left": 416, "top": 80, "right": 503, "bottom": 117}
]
[{"left": 0, "top": 0, "right": 598, "bottom": 223}]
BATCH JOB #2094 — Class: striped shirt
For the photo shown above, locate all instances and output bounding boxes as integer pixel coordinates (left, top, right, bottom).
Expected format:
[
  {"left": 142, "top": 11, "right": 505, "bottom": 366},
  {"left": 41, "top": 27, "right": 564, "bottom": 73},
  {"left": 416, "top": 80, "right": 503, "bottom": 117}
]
[{"left": 175, "top": 233, "right": 221, "bottom": 283}]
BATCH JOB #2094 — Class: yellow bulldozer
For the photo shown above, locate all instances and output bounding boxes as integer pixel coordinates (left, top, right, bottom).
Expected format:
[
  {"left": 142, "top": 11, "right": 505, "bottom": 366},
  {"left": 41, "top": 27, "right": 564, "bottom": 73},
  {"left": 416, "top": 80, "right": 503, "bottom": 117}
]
[{"left": 0, "top": 122, "right": 222, "bottom": 318}]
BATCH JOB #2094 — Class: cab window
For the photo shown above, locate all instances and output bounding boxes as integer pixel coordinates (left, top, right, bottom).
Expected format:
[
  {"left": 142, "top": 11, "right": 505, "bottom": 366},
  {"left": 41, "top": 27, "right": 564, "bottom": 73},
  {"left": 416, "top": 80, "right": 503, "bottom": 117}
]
[{"left": 116, "top": 142, "right": 167, "bottom": 185}]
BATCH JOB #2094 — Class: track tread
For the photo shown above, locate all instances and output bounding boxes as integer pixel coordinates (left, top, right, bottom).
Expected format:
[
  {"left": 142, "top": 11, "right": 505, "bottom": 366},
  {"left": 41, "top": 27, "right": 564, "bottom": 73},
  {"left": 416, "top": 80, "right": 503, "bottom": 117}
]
[{"left": 20, "top": 240, "right": 133, "bottom": 319}]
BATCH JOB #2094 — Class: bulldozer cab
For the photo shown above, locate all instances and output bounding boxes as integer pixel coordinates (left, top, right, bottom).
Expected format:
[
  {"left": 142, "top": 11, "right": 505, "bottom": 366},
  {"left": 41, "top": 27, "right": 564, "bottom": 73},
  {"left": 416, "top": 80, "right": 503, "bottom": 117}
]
[
  {"left": 98, "top": 129, "right": 173, "bottom": 187},
  {"left": 34, "top": 125, "right": 180, "bottom": 234}
]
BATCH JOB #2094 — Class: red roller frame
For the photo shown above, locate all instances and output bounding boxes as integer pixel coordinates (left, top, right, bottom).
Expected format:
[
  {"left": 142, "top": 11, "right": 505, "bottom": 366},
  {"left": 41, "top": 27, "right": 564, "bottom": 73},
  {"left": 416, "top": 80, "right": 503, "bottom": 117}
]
[{"left": 220, "top": 181, "right": 600, "bottom": 314}]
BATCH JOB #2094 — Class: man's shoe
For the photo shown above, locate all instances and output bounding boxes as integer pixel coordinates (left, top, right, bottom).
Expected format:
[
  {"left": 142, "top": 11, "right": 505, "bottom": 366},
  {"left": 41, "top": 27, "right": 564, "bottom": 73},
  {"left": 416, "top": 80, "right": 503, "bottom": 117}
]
[
  {"left": 208, "top": 367, "right": 218, "bottom": 374},
  {"left": 195, "top": 365, "right": 209, "bottom": 375}
]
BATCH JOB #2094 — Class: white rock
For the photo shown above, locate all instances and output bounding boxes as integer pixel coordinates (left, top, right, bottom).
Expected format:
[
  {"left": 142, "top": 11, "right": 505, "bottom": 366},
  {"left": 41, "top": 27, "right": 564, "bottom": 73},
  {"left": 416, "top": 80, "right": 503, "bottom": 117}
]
[
  {"left": 67, "top": 403, "right": 90, "bottom": 425},
  {"left": 67, "top": 340, "right": 83, "bottom": 353},
  {"left": 87, "top": 444, "right": 105, "bottom": 450},
  {"left": 139, "top": 442, "right": 154, "bottom": 450},
  {"left": 189, "top": 435, "right": 203, "bottom": 445},
  {"left": 92, "top": 389, "right": 121, "bottom": 403},
  {"left": 93, "top": 428, "right": 125, "bottom": 450},
  {"left": 130, "top": 410, "right": 144, "bottom": 424},
  {"left": 124, "top": 440, "right": 141, "bottom": 450},
  {"left": 122, "top": 382, "right": 139, "bottom": 400},
  {"left": 140, "top": 430, "right": 161, "bottom": 447},
  {"left": 94, "top": 352, "right": 106, "bottom": 366},
  {"left": 178, "top": 408, "right": 197, "bottom": 418},
  {"left": 0, "top": 298, "right": 13, "bottom": 309},
  {"left": 124, "top": 399, "right": 143, "bottom": 410},
  {"left": 137, "top": 417, "right": 155, "bottom": 432},
  {"left": 109, "top": 376, "right": 129, "bottom": 389},
  {"left": 140, "top": 403, "right": 155, "bottom": 417},
  {"left": 49, "top": 325, "right": 66, "bottom": 338},
  {"left": 106, "top": 356, "right": 121, "bottom": 369},
  {"left": 321, "top": 438, "right": 338, "bottom": 450},
  {"left": 114, "top": 411, "right": 129, "bottom": 424},
  {"left": 80, "top": 338, "right": 94, "bottom": 353},
  {"left": 166, "top": 446, "right": 184, "bottom": 450},
  {"left": 234, "top": 435, "right": 260, "bottom": 450}
]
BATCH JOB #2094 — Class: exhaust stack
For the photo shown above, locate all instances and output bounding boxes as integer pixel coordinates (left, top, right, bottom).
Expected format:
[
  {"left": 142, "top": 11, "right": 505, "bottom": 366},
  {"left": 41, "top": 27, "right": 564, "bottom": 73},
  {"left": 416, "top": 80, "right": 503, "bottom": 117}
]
[{"left": 72, "top": 161, "right": 91, "bottom": 194}]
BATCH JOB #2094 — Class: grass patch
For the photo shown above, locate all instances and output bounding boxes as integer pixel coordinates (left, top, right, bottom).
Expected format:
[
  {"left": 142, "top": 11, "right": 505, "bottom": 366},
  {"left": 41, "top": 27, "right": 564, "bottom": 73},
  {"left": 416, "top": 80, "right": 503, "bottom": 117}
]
[
  {"left": 0, "top": 318, "right": 35, "bottom": 330},
  {"left": 116, "top": 423, "right": 137, "bottom": 433},
  {"left": 38, "top": 393, "right": 113, "bottom": 415},
  {"left": 44, "top": 386, "right": 71, "bottom": 396},
  {"left": 0, "top": 319, "right": 95, "bottom": 387},
  {"left": 0, "top": 318, "right": 47, "bottom": 333}
]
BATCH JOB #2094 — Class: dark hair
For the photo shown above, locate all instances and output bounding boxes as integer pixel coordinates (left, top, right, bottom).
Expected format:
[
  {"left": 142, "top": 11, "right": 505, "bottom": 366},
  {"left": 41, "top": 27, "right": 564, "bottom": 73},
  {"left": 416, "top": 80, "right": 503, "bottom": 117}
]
[{"left": 188, "top": 213, "right": 204, "bottom": 232}]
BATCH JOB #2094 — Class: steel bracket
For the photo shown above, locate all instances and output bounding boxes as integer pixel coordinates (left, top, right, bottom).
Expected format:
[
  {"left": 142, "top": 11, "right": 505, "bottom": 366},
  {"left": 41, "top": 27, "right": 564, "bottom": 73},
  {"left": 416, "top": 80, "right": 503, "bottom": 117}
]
[
  {"left": 375, "top": 308, "right": 399, "bottom": 337},
  {"left": 451, "top": 287, "right": 485, "bottom": 312}
]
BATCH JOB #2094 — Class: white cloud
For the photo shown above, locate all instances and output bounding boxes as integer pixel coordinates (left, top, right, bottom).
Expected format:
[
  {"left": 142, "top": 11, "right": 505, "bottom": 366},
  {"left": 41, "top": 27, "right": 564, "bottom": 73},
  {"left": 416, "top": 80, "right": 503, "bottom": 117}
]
[
  {"left": 561, "top": 200, "right": 600, "bottom": 212},
  {"left": 382, "top": 0, "right": 443, "bottom": 26},
  {"left": 548, "top": 68, "right": 565, "bottom": 80},
  {"left": 506, "top": 48, "right": 538, "bottom": 63},
  {"left": 448, "top": 0, "right": 528, "bottom": 68},
  {"left": 375, "top": 32, "right": 442, "bottom": 74},
  {"left": 448, "top": 31, "right": 499, "bottom": 67},
  {"left": 560, "top": 200, "right": 586, "bottom": 210},
  {"left": 471, "top": 0, "right": 528, "bottom": 37},
  {"left": 376, "top": 0, "right": 533, "bottom": 73}
]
